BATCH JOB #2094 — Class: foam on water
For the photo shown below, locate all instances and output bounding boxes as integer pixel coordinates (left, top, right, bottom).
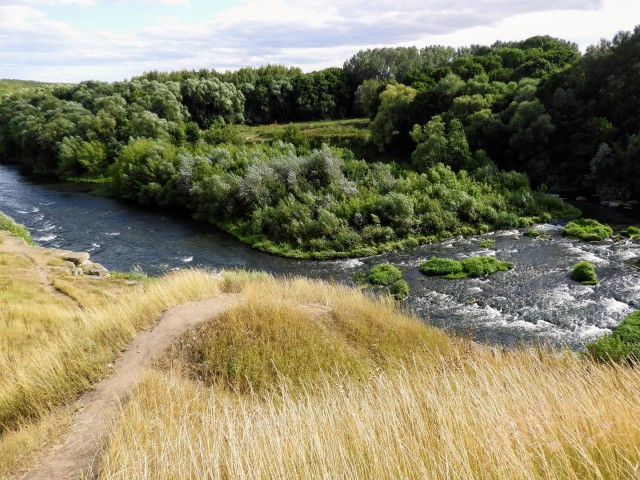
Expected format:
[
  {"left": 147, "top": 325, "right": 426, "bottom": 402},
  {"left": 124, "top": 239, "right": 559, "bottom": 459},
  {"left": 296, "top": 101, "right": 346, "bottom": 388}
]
[
  {"left": 566, "top": 246, "right": 609, "bottom": 265},
  {"left": 37, "top": 223, "right": 56, "bottom": 232},
  {"left": 579, "top": 325, "right": 611, "bottom": 342},
  {"left": 335, "top": 258, "right": 364, "bottom": 269},
  {"left": 34, "top": 234, "right": 57, "bottom": 242}
]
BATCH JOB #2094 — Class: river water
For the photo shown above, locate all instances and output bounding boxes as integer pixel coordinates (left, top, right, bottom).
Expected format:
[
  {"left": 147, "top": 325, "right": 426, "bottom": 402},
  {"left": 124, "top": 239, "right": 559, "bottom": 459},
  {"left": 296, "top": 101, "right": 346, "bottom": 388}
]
[{"left": 1, "top": 162, "right": 639, "bottom": 349}]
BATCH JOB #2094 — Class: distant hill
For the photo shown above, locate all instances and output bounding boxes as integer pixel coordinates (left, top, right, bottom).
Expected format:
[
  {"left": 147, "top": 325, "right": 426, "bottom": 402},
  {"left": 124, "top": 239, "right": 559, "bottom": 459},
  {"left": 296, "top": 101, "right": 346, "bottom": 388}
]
[{"left": 0, "top": 79, "right": 58, "bottom": 96}]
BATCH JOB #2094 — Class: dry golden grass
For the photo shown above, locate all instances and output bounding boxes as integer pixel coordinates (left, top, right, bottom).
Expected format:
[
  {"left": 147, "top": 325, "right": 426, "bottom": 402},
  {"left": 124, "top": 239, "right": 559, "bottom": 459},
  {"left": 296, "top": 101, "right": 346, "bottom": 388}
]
[
  {"left": 0, "top": 269, "right": 221, "bottom": 430},
  {"left": 0, "top": 230, "right": 223, "bottom": 477},
  {"left": 100, "top": 348, "right": 640, "bottom": 480},
  {"left": 97, "top": 273, "right": 640, "bottom": 480},
  {"left": 0, "top": 408, "right": 73, "bottom": 478},
  {"left": 167, "top": 273, "right": 451, "bottom": 392}
]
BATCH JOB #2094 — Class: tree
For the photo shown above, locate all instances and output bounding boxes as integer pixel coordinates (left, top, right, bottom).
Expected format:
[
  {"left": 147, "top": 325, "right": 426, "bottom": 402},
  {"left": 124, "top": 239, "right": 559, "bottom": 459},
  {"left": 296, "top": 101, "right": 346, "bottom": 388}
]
[
  {"left": 180, "top": 77, "right": 245, "bottom": 128},
  {"left": 411, "top": 115, "right": 447, "bottom": 170},
  {"left": 370, "top": 84, "right": 417, "bottom": 151}
]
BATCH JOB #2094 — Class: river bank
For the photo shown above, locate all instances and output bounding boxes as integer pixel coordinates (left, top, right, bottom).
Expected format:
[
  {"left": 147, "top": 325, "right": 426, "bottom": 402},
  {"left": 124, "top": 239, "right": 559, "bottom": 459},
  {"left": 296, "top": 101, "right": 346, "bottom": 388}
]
[{"left": 2, "top": 162, "right": 640, "bottom": 348}]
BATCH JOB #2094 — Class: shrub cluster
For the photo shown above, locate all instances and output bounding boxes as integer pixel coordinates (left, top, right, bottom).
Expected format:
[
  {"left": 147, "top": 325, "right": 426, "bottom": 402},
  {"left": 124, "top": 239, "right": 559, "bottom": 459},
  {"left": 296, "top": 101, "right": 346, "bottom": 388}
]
[{"left": 106, "top": 140, "right": 578, "bottom": 258}]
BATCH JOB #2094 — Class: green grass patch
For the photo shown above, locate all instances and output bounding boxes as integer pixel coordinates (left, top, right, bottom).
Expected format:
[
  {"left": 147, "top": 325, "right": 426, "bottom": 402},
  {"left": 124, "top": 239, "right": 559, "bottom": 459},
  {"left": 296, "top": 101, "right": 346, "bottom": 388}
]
[
  {"left": 0, "top": 79, "right": 56, "bottom": 96},
  {"left": 571, "top": 261, "right": 598, "bottom": 285},
  {"left": 0, "top": 212, "right": 34, "bottom": 245},
  {"left": 419, "top": 258, "right": 464, "bottom": 277},
  {"left": 586, "top": 311, "right": 640, "bottom": 363},
  {"left": 367, "top": 264, "right": 403, "bottom": 286},
  {"left": 478, "top": 239, "right": 495, "bottom": 248},
  {"left": 63, "top": 176, "right": 112, "bottom": 184},
  {"left": 354, "top": 263, "right": 409, "bottom": 299},
  {"left": 563, "top": 219, "right": 612, "bottom": 241},
  {"left": 420, "top": 256, "right": 512, "bottom": 279},
  {"left": 525, "top": 228, "right": 542, "bottom": 238},
  {"left": 622, "top": 226, "right": 640, "bottom": 240},
  {"left": 390, "top": 279, "right": 409, "bottom": 300},
  {"left": 110, "top": 267, "right": 149, "bottom": 282}
]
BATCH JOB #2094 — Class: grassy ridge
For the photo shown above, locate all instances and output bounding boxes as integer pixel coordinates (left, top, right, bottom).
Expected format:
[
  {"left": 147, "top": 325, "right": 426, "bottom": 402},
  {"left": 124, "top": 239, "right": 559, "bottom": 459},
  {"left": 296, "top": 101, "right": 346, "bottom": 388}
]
[{"left": 99, "top": 277, "right": 640, "bottom": 479}]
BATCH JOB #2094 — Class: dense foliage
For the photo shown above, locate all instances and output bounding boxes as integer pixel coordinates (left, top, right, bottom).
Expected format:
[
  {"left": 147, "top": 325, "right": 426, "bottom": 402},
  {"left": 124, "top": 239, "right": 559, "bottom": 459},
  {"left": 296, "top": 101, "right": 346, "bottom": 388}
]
[
  {"left": 109, "top": 140, "right": 574, "bottom": 258},
  {"left": 13, "top": 29, "right": 640, "bottom": 257}
]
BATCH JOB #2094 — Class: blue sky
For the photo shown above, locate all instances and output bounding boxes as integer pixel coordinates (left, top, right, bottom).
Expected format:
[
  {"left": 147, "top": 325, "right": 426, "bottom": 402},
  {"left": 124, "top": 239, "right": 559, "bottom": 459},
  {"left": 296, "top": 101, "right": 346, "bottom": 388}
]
[{"left": 1, "top": 0, "right": 639, "bottom": 83}]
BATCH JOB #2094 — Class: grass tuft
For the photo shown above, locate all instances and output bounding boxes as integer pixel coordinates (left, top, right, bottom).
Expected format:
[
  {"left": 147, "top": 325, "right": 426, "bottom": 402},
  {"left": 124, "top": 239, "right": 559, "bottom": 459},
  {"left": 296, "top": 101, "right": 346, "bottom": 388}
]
[
  {"left": 563, "top": 218, "right": 613, "bottom": 241},
  {"left": 420, "top": 256, "right": 512, "bottom": 279},
  {"left": 571, "top": 261, "right": 598, "bottom": 285},
  {"left": 367, "top": 263, "right": 403, "bottom": 285}
]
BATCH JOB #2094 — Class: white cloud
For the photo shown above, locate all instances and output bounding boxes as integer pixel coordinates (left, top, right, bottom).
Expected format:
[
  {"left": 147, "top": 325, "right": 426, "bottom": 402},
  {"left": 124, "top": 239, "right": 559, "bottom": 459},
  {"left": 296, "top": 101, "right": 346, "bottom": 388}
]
[
  {"left": 0, "top": 0, "right": 96, "bottom": 6},
  {"left": 1, "top": 0, "right": 638, "bottom": 82}
]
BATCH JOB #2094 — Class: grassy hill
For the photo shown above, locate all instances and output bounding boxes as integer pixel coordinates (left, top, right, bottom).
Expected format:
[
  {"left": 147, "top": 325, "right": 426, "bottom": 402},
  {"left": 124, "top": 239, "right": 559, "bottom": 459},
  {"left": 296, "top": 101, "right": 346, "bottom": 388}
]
[{"left": 1, "top": 215, "right": 640, "bottom": 478}]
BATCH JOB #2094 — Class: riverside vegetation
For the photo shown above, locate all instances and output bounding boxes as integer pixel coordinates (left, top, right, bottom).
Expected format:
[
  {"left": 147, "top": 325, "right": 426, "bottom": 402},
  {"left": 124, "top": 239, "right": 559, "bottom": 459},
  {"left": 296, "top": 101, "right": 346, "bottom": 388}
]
[
  {"left": 0, "top": 221, "right": 640, "bottom": 478},
  {"left": 14, "top": 29, "right": 640, "bottom": 257}
]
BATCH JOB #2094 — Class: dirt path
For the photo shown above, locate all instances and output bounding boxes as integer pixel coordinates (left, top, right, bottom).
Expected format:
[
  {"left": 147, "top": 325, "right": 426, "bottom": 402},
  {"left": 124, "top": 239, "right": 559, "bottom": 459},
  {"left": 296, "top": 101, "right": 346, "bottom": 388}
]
[{"left": 21, "top": 294, "right": 244, "bottom": 480}]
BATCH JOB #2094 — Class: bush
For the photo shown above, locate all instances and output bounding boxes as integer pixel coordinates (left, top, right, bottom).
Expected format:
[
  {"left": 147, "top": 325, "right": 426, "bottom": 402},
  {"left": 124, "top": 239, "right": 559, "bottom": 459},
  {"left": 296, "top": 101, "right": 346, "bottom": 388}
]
[
  {"left": 563, "top": 219, "right": 612, "bottom": 241},
  {"left": 419, "top": 258, "right": 464, "bottom": 277},
  {"left": 390, "top": 279, "right": 410, "bottom": 300},
  {"left": 586, "top": 311, "right": 640, "bottom": 363},
  {"left": 368, "top": 264, "right": 403, "bottom": 285},
  {"left": 571, "top": 261, "right": 598, "bottom": 285}
]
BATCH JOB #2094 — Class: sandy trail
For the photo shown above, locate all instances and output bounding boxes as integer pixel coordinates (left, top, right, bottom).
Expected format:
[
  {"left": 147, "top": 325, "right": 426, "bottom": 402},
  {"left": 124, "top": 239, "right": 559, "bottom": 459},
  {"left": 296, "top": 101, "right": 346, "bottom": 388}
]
[{"left": 21, "top": 294, "right": 244, "bottom": 480}]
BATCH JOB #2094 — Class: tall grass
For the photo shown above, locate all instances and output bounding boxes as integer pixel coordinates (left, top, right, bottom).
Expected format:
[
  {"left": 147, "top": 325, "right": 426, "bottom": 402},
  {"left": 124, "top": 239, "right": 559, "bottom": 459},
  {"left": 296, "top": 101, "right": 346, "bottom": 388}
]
[
  {"left": 1, "top": 226, "right": 223, "bottom": 476},
  {"left": 168, "top": 273, "right": 451, "bottom": 392},
  {"left": 98, "top": 273, "right": 640, "bottom": 479},
  {"left": 0, "top": 269, "right": 221, "bottom": 434},
  {"left": 100, "top": 349, "right": 640, "bottom": 480}
]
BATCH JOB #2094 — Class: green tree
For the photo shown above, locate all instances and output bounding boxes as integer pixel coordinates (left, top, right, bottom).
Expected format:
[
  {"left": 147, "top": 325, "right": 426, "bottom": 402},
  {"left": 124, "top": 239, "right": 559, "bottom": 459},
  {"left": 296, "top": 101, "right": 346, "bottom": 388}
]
[{"left": 370, "top": 84, "right": 417, "bottom": 151}]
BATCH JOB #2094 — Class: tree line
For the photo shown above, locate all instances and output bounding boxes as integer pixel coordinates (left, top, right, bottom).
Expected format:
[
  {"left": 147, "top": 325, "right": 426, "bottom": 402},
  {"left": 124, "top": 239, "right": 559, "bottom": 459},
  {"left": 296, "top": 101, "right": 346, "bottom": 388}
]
[{"left": 2, "top": 28, "right": 638, "bottom": 256}]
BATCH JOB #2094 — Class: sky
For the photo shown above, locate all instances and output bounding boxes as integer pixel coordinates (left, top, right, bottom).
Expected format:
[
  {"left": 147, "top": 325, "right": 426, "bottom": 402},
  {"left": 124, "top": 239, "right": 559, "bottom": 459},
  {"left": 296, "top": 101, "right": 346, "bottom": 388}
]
[{"left": 1, "top": 0, "right": 639, "bottom": 83}]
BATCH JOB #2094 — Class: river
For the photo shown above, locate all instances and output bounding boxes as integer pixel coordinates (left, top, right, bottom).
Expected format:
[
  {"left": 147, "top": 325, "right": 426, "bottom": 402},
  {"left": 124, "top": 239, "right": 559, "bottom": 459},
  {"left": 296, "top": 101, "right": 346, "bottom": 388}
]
[{"left": 1, "top": 162, "right": 639, "bottom": 349}]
